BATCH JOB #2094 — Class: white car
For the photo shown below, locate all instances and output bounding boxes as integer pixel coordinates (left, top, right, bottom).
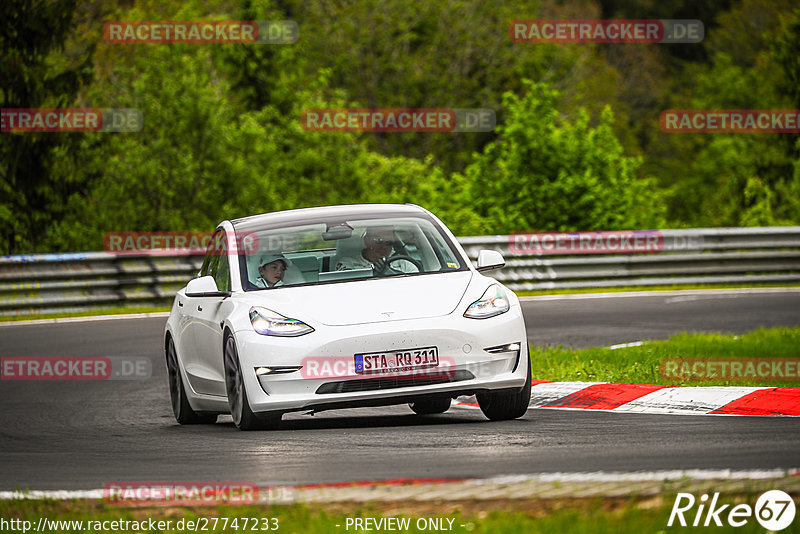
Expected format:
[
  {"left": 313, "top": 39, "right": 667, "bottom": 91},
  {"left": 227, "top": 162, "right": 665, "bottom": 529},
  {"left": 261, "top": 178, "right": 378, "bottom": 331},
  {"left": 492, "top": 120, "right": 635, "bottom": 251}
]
[{"left": 164, "top": 204, "right": 531, "bottom": 430}]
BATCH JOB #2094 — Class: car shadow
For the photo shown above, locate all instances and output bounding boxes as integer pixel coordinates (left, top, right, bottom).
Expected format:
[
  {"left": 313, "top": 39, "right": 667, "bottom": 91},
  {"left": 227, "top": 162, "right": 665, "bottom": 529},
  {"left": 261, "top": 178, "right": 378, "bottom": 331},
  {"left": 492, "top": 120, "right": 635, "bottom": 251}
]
[{"left": 211, "top": 410, "right": 488, "bottom": 432}]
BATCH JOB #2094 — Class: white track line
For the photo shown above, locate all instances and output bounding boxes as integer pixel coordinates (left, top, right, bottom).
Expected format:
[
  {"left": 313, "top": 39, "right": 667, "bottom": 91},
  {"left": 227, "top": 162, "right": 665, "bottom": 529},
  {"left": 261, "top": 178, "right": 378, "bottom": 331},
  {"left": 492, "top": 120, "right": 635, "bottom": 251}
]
[
  {"left": 0, "top": 312, "right": 170, "bottom": 327},
  {"left": 474, "top": 468, "right": 800, "bottom": 484},
  {"left": 608, "top": 341, "right": 645, "bottom": 350},
  {"left": 520, "top": 288, "right": 800, "bottom": 301},
  {"left": 0, "top": 489, "right": 104, "bottom": 500}
]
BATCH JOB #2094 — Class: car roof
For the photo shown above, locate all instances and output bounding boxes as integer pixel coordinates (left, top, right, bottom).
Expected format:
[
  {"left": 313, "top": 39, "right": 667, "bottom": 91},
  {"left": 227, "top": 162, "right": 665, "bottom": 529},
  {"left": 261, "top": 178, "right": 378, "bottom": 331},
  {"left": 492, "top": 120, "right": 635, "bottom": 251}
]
[{"left": 229, "top": 204, "right": 430, "bottom": 233}]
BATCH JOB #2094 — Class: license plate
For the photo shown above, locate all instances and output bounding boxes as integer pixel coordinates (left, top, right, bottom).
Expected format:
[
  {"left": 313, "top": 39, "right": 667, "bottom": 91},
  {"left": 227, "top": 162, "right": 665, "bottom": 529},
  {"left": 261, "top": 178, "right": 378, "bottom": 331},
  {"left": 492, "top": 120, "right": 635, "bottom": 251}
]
[{"left": 354, "top": 347, "right": 439, "bottom": 375}]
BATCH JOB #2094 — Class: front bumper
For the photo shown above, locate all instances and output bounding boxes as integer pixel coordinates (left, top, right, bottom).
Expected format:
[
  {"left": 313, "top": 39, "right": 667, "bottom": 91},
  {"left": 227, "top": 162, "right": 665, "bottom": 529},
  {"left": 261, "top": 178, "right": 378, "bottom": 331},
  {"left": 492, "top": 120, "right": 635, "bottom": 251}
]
[{"left": 235, "top": 305, "right": 528, "bottom": 414}]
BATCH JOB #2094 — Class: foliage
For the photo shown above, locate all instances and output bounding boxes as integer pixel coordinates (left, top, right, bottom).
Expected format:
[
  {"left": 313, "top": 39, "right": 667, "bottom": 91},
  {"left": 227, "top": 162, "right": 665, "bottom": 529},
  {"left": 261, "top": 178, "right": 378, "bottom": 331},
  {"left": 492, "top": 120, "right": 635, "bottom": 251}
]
[
  {"left": 284, "top": 0, "right": 622, "bottom": 175},
  {"left": 0, "top": 0, "right": 95, "bottom": 254},
  {"left": 45, "top": 1, "right": 441, "bottom": 250},
  {"left": 650, "top": 0, "right": 800, "bottom": 227},
  {"left": 459, "top": 81, "right": 664, "bottom": 235},
  {"left": 3, "top": 0, "right": 800, "bottom": 254}
]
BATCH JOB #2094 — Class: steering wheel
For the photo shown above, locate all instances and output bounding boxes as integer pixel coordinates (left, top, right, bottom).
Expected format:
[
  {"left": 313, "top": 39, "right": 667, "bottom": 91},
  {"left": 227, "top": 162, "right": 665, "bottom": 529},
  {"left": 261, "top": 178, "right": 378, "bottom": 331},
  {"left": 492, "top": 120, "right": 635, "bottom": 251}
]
[{"left": 384, "top": 254, "right": 423, "bottom": 273}]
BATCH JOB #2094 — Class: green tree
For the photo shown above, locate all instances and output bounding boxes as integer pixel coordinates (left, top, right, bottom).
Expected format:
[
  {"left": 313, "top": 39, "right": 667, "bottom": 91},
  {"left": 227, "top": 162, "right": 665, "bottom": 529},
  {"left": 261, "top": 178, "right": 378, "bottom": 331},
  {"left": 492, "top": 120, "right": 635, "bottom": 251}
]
[
  {"left": 661, "top": 1, "right": 800, "bottom": 226},
  {"left": 456, "top": 81, "right": 664, "bottom": 235},
  {"left": 46, "top": 1, "right": 445, "bottom": 250},
  {"left": 286, "top": 0, "right": 623, "bottom": 175},
  {"left": 0, "top": 0, "right": 94, "bottom": 253},
  {"left": 771, "top": 7, "right": 800, "bottom": 224}
]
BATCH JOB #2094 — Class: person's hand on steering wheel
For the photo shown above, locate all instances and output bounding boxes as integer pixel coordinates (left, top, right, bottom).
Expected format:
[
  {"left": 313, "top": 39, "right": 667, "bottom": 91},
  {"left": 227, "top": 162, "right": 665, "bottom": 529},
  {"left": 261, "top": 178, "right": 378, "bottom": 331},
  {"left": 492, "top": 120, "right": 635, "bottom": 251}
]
[
  {"left": 373, "top": 254, "right": 423, "bottom": 275},
  {"left": 371, "top": 256, "right": 390, "bottom": 274}
]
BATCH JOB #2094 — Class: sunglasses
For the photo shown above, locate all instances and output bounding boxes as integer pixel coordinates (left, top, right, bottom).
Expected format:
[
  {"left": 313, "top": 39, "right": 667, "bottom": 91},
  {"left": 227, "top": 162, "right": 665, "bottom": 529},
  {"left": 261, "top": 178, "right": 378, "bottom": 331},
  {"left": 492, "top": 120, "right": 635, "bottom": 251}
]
[{"left": 368, "top": 235, "right": 395, "bottom": 245}]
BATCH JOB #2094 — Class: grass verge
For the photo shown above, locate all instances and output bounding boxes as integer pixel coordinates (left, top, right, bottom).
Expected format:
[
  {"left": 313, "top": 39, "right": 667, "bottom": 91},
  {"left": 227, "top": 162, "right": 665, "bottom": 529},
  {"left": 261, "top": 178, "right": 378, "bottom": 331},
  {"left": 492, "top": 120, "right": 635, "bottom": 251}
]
[{"left": 531, "top": 327, "right": 800, "bottom": 387}]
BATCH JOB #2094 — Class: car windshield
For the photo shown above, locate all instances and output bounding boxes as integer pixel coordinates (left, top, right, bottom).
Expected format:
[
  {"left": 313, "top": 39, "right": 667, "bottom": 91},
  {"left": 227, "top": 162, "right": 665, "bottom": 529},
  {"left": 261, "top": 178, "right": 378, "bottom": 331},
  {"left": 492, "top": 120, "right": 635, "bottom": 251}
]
[{"left": 237, "top": 215, "right": 467, "bottom": 290}]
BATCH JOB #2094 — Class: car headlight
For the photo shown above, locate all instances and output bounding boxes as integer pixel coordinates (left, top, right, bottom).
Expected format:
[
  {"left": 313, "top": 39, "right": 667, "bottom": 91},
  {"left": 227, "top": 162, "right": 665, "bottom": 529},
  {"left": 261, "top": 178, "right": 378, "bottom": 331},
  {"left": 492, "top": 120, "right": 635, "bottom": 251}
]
[
  {"left": 249, "top": 306, "right": 314, "bottom": 337},
  {"left": 464, "top": 284, "right": 510, "bottom": 319}
]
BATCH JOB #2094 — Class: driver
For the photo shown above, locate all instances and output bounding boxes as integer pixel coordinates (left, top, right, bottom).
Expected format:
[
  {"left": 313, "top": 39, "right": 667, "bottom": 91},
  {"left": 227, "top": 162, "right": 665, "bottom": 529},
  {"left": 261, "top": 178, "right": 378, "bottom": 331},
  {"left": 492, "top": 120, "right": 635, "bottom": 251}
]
[{"left": 335, "top": 226, "right": 419, "bottom": 274}]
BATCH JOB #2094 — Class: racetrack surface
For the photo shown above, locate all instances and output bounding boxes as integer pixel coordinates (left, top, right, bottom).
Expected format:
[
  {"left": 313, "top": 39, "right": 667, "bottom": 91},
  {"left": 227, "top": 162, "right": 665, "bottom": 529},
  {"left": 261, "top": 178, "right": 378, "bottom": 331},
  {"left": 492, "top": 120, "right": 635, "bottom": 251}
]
[
  {"left": 1, "top": 290, "right": 799, "bottom": 490},
  {"left": 521, "top": 288, "right": 800, "bottom": 348}
]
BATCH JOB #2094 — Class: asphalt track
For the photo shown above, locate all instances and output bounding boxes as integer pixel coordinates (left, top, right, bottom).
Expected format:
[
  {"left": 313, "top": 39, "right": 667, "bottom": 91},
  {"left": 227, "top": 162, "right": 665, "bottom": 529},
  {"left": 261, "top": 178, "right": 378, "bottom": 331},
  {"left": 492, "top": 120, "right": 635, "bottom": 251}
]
[{"left": 0, "top": 290, "right": 799, "bottom": 490}]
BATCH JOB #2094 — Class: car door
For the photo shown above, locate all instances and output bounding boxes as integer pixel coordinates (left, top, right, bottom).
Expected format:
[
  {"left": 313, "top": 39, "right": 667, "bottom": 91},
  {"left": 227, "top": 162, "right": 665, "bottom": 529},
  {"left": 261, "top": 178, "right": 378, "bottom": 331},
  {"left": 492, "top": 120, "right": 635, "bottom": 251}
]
[
  {"left": 182, "top": 229, "right": 229, "bottom": 396},
  {"left": 175, "top": 233, "right": 217, "bottom": 384}
]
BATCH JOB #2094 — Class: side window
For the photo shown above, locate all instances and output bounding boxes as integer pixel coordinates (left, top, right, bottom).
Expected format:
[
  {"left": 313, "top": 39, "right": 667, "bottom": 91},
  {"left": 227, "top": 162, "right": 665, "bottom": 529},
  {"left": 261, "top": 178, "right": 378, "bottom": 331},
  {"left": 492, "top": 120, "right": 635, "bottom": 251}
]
[
  {"left": 214, "top": 234, "right": 231, "bottom": 292},
  {"left": 199, "top": 229, "right": 230, "bottom": 291},
  {"left": 200, "top": 230, "right": 222, "bottom": 278}
]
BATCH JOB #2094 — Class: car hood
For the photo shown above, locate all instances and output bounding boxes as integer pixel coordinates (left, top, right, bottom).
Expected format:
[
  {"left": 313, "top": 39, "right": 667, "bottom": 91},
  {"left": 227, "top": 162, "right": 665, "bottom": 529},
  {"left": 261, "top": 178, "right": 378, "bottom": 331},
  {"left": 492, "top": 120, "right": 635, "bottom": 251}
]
[{"left": 243, "top": 271, "right": 474, "bottom": 326}]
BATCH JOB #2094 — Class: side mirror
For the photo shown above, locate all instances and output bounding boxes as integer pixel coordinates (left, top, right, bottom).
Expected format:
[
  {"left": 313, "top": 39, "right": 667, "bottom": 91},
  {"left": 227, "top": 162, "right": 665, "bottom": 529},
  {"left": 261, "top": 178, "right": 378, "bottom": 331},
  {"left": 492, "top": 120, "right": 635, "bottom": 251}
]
[
  {"left": 185, "top": 275, "right": 230, "bottom": 298},
  {"left": 476, "top": 250, "right": 505, "bottom": 272}
]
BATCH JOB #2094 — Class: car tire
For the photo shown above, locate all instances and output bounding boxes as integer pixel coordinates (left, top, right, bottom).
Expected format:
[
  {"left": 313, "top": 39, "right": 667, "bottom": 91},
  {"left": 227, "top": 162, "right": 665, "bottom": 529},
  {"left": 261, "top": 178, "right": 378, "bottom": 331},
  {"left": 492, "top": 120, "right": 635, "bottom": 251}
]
[
  {"left": 223, "top": 334, "right": 281, "bottom": 431},
  {"left": 409, "top": 397, "right": 451, "bottom": 415},
  {"left": 166, "top": 337, "right": 217, "bottom": 425},
  {"left": 476, "top": 352, "right": 532, "bottom": 421}
]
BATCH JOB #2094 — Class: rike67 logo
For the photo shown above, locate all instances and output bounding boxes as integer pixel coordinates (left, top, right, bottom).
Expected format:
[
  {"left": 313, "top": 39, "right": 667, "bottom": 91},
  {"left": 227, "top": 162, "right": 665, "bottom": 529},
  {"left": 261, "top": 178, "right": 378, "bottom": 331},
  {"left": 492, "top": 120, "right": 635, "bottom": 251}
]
[{"left": 668, "top": 490, "right": 796, "bottom": 530}]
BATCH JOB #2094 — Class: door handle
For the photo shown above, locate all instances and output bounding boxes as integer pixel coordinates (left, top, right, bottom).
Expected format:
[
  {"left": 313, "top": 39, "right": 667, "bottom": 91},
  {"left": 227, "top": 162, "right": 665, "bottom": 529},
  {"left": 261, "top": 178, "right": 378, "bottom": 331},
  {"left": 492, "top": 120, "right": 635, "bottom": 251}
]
[
  {"left": 178, "top": 301, "right": 183, "bottom": 307},
  {"left": 197, "top": 305, "right": 203, "bottom": 311}
]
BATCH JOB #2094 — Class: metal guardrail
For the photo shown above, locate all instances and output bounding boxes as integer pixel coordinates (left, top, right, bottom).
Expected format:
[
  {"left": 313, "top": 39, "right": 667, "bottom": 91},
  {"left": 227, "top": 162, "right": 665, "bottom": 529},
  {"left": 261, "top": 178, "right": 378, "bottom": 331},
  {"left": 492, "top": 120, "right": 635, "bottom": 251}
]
[
  {"left": 1, "top": 227, "right": 799, "bottom": 317},
  {"left": 0, "top": 253, "right": 203, "bottom": 317},
  {"left": 460, "top": 227, "right": 800, "bottom": 291}
]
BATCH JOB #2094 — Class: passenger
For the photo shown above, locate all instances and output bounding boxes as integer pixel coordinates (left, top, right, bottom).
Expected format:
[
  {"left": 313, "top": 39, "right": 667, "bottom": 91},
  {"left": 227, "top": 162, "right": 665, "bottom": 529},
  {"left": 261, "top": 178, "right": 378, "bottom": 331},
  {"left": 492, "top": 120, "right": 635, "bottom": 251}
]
[{"left": 254, "top": 253, "right": 289, "bottom": 288}]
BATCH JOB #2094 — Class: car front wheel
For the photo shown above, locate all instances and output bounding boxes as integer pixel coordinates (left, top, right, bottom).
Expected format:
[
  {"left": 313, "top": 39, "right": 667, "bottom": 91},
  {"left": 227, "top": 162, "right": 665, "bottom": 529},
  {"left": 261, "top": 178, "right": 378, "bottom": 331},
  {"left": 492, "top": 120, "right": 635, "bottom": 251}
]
[
  {"left": 166, "top": 338, "right": 217, "bottom": 425},
  {"left": 223, "top": 334, "right": 281, "bottom": 431},
  {"left": 476, "top": 353, "right": 532, "bottom": 421}
]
